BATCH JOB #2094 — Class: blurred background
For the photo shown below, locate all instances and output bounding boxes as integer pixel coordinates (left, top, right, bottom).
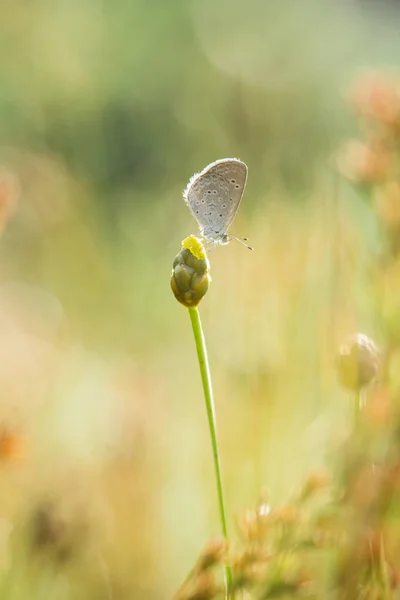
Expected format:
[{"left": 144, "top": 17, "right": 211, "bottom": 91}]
[{"left": 0, "top": 0, "right": 399, "bottom": 597}]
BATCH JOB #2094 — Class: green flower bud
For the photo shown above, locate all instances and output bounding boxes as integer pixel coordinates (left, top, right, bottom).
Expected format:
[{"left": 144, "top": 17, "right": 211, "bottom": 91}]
[
  {"left": 336, "top": 333, "right": 380, "bottom": 391},
  {"left": 171, "top": 236, "right": 211, "bottom": 308}
]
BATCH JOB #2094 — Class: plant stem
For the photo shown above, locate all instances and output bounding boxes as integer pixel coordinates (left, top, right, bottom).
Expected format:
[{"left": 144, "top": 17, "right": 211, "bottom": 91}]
[
  {"left": 354, "top": 389, "right": 362, "bottom": 426},
  {"left": 188, "top": 306, "right": 233, "bottom": 598}
]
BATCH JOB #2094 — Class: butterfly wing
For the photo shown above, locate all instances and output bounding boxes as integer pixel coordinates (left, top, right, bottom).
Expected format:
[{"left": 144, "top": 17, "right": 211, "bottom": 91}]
[
  {"left": 206, "top": 158, "right": 248, "bottom": 233},
  {"left": 183, "top": 158, "right": 248, "bottom": 238}
]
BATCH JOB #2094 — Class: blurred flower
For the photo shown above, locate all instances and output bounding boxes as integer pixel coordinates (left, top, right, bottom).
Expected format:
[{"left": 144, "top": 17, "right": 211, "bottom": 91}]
[
  {"left": 0, "top": 427, "right": 24, "bottom": 461},
  {"left": 231, "top": 547, "right": 269, "bottom": 590},
  {"left": 271, "top": 503, "right": 300, "bottom": 525},
  {"left": 350, "top": 72, "right": 400, "bottom": 128},
  {"left": 298, "top": 470, "right": 329, "bottom": 502},
  {"left": 196, "top": 538, "right": 228, "bottom": 572},
  {"left": 346, "top": 464, "right": 383, "bottom": 508},
  {"left": 237, "top": 503, "right": 272, "bottom": 542},
  {"left": 171, "top": 236, "right": 211, "bottom": 307},
  {"left": 338, "top": 139, "right": 391, "bottom": 185},
  {"left": 0, "top": 169, "right": 19, "bottom": 234},
  {"left": 173, "top": 572, "right": 220, "bottom": 600},
  {"left": 336, "top": 333, "right": 380, "bottom": 392}
]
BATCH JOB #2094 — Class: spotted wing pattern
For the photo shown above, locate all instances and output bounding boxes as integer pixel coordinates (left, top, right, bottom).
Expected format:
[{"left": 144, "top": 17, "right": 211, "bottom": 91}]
[{"left": 183, "top": 158, "right": 248, "bottom": 241}]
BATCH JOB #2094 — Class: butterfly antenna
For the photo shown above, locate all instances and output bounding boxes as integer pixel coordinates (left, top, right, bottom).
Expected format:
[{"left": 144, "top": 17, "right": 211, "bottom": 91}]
[{"left": 229, "top": 234, "right": 253, "bottom": 250}]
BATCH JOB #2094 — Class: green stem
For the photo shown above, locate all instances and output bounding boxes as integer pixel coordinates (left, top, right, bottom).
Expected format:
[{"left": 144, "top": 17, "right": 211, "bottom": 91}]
[
  {"left": 188, "top": 306, "right": 233, "bottom": 598},
  {"left": 353, "top": 389, "right": 362, "bottom": 427}
]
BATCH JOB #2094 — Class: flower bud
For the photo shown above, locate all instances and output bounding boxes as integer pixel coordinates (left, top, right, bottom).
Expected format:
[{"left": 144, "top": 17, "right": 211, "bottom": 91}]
[
  {"left": 336, "top": 333, "right": 380, "bottom": 391},
  {"left": 170, "top": 236, "right": 211, "bottom": 308}
]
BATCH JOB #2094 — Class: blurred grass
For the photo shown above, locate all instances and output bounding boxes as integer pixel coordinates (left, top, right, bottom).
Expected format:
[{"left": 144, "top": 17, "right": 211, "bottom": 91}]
[{"left": 0, "top": 0, "right": 399, "bottom": 598}]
